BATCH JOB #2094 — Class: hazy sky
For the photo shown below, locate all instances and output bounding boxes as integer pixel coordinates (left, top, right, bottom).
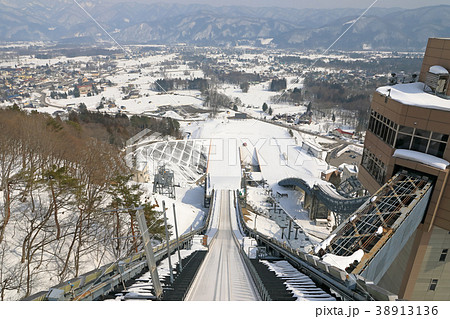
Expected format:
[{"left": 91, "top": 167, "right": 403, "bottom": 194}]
[{"left": 104, "top": 0, "right": 450, "bottom": 9}]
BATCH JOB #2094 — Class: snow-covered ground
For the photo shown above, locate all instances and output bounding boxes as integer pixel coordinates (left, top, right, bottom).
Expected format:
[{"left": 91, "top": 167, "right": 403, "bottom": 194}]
[
  {"left": 148, "top": 185, "right": 207, "bottom": 238},
  {"left": 186, "top": 116, "right": 329, "bottom": 188},
  {"left": 219, "top": 80, "right": 306, "bottom": 118},
  {"left": 246, "top": 186, "right": 332, "bottom": 243},
  {"left": 44, "top": 84, "right": 205, "bottom": 117},
  {"left": 245, "top": 186, "right": 332, "bottom": 252}
]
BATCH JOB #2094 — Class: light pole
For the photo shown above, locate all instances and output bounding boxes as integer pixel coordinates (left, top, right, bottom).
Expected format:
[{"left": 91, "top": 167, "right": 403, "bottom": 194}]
[
  {"left": 173, "top": 203, "right": 183, "bottom": 272},
  {"left": 162, "top": 201, "right": 174, "bottom": 284},
  {"left": 134, "top": 206, "right": 163, "bottom": 299},
  {"left": 288, "top": 219, "right": 292, "bottom": 240}
]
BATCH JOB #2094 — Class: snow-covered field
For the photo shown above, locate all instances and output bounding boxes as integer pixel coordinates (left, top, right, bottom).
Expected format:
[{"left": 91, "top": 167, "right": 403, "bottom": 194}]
[
  {"left": 219, "top": 80, "right": 305, "bottom": 117},
  {"left": 142, "top": 183, "right": 207, "bottom": 239},
  {"left": 186, "top": 116, "right": 329, "bottom": 188}
]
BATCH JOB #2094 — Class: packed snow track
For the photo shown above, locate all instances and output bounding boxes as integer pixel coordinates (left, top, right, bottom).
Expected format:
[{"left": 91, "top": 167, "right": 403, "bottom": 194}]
[{"left": 185, "top": 190, "right": 260, "bottom": 301}]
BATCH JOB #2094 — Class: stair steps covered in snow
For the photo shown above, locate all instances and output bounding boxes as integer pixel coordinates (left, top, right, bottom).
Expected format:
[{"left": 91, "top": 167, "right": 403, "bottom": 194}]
[
  {"left": 250, "top": 259, "right": 296, "bottom": 301},
  {"left": 260, "top": 260, "right": 336, "bottom": 301}
]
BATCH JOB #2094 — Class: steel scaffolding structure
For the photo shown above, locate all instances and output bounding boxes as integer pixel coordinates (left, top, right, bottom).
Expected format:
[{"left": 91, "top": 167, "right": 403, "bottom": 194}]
[
  {"left": 153, "top": 165, "right": 176, "bottom": 199},
  {"left": 321, "top": 171, "right": 433, "bottom": 277}
]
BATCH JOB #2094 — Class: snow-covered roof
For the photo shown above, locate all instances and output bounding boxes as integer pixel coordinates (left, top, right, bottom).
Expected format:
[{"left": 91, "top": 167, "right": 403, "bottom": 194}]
[
  {"left": 429, "top": 65, "right": 449, "bottom": 75},
  {"left": 322, "top": 249, "right": 364, "bottom": 271},
  {"left": 377, "top": 82, "right": 450, "bottom": 111},
  {"left": 393, "top": 149, "right": 450, "bottom": 170},
  {"left": 340, "top": 163, "right": 358, "bottom": 173}
]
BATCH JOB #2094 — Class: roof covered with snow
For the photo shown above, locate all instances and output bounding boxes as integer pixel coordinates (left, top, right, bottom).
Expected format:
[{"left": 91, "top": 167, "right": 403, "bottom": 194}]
[
  {"left": 322, "top": 249, "right": 364, "bottom": 271},
  {"left": 377, "top": 82, "right": 450, "bottom": 111},
  {"left": 393, "top": 149, "right": 450, "bottom": 170},
  {"left": 340, "top": 163, "right": 359, "bottom": 173},
  {"left": 429, "top": 65, "right": 449, "bottom": 75}
]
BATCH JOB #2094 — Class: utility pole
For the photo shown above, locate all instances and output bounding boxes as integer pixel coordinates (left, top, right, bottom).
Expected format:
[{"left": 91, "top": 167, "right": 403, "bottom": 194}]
[
  {"left": 162, "top": 201, "right": 174, "bottom": 284},
  {"left": 294, "top": 225, "right": 300, "bottom": 240},
  {"left": 288, "top": 219, "right": 292, "bottom": 240},
  {"left": 173, "top": 203, "right": 183, "bottom": 272}
]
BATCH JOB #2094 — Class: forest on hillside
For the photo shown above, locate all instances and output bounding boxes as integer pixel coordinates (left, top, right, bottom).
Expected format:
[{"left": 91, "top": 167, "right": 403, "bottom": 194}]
[{"left": 0, "top": 107, "right": 176, "bottom": 300}]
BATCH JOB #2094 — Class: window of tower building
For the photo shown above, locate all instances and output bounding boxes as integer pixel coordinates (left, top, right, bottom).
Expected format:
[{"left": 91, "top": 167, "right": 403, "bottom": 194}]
[
  {"left": 411, "top": 136, "right": 428, "bottom": 153},
  {"left": 367, "top": 110, "right": 398, "bottom": 147},
  {"left": 395, "top": 133, "right": 412, "bottom": 149},
  {"left": 428, "top": 279, "right": 439, "bottom": 291},
  {"left": 439, "top": 249, "right": 448, "bottom": 262},
  {"left": 395, "top": 125, "right": 448, "bottom": 158},
  {"left": 361, "top": 149, "right": 386, "bottom": 185},
  {"left": 368, "top": 110, "right": 448, "bottom": 158}
]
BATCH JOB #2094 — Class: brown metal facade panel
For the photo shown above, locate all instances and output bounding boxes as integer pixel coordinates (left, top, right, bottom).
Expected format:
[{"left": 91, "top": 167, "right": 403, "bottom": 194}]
[
  {"left": 382, "top": 106, "right": 401, "bottom": 125},
  {"left": 428, "top": 109, "right": 450, "bottom": 124},
  {"left": 434, "top": 215, "right": 450, "bottom": 231},
  {"left": 388, "top": 98, "right": 409, "bottom": 116},
  {"left": 364, "top": 131, "right": 395, "bottom": 158},
  {"left": 426, "top": 47, "right": 444, "bottom": 59},
  {"left": 444, "top": 146, "right": 450, "bottom": 161},
  {"left": 419, "top": 38, "right": 450, "bottom": 86},
  {"left": 428, "top": 38, "right": 446, "bottom": 50},
  {"left": 370, "top": 95, "right": 386, "bottom": 113},
  {"left": 411, "top": 161, "right": 445, "bottom": 177},
  {"left": 419, "top": 65, "right": 428, "bottom": 83},
  {"left": 432, "top": 171, "right": 450, "bottom": 229},
  {"left": 358, "top": 166, "right": 381, "bottom": 194},
  {"left": 403, "top": 116, "right": 428, "bottom": 130},
  {"left": 393, "top": 157, "right": 418, "bottom": 170},
  {"left": 405, "top": 105, "right": 432, "bottom": 120},
  {"left": 444, "top": 40, "right": 450, "bottom": 51},
  {"left": 425, "top": 121, "right": 450, "bottom": 136}
]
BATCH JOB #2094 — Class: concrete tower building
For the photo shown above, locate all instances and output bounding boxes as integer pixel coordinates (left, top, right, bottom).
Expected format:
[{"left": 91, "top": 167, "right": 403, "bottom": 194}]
[{"left": 359, "top": 38, "right": 450, "bottom": 300}]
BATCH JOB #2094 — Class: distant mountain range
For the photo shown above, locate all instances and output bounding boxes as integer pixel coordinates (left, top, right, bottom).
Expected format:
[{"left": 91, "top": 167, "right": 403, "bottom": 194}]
[{"left": 0, "top": 1, "right": 449, "bottom": 50}]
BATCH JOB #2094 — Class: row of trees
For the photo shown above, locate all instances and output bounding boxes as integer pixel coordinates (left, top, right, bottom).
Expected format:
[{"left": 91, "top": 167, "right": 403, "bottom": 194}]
[
  {"left": 270, "top": 78, "right": 287, "bottom": 92},
  {"left": 0, "top": 107, "right": 165, "bottom": 300},
  {"left": 154, "top": 78, "right": 209, "bottom": 93},
  {"left": 269, "top": 87, "right": 303, "bottom": 104},
  {"left": 202, "top": 88, "right": 233, "bottom": 116},
  {"left": 67, "top": 104, "right": 181, "bottom": 147},
  {"left": 202, "top": 68, "right": 262, "bottom": 85}
]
